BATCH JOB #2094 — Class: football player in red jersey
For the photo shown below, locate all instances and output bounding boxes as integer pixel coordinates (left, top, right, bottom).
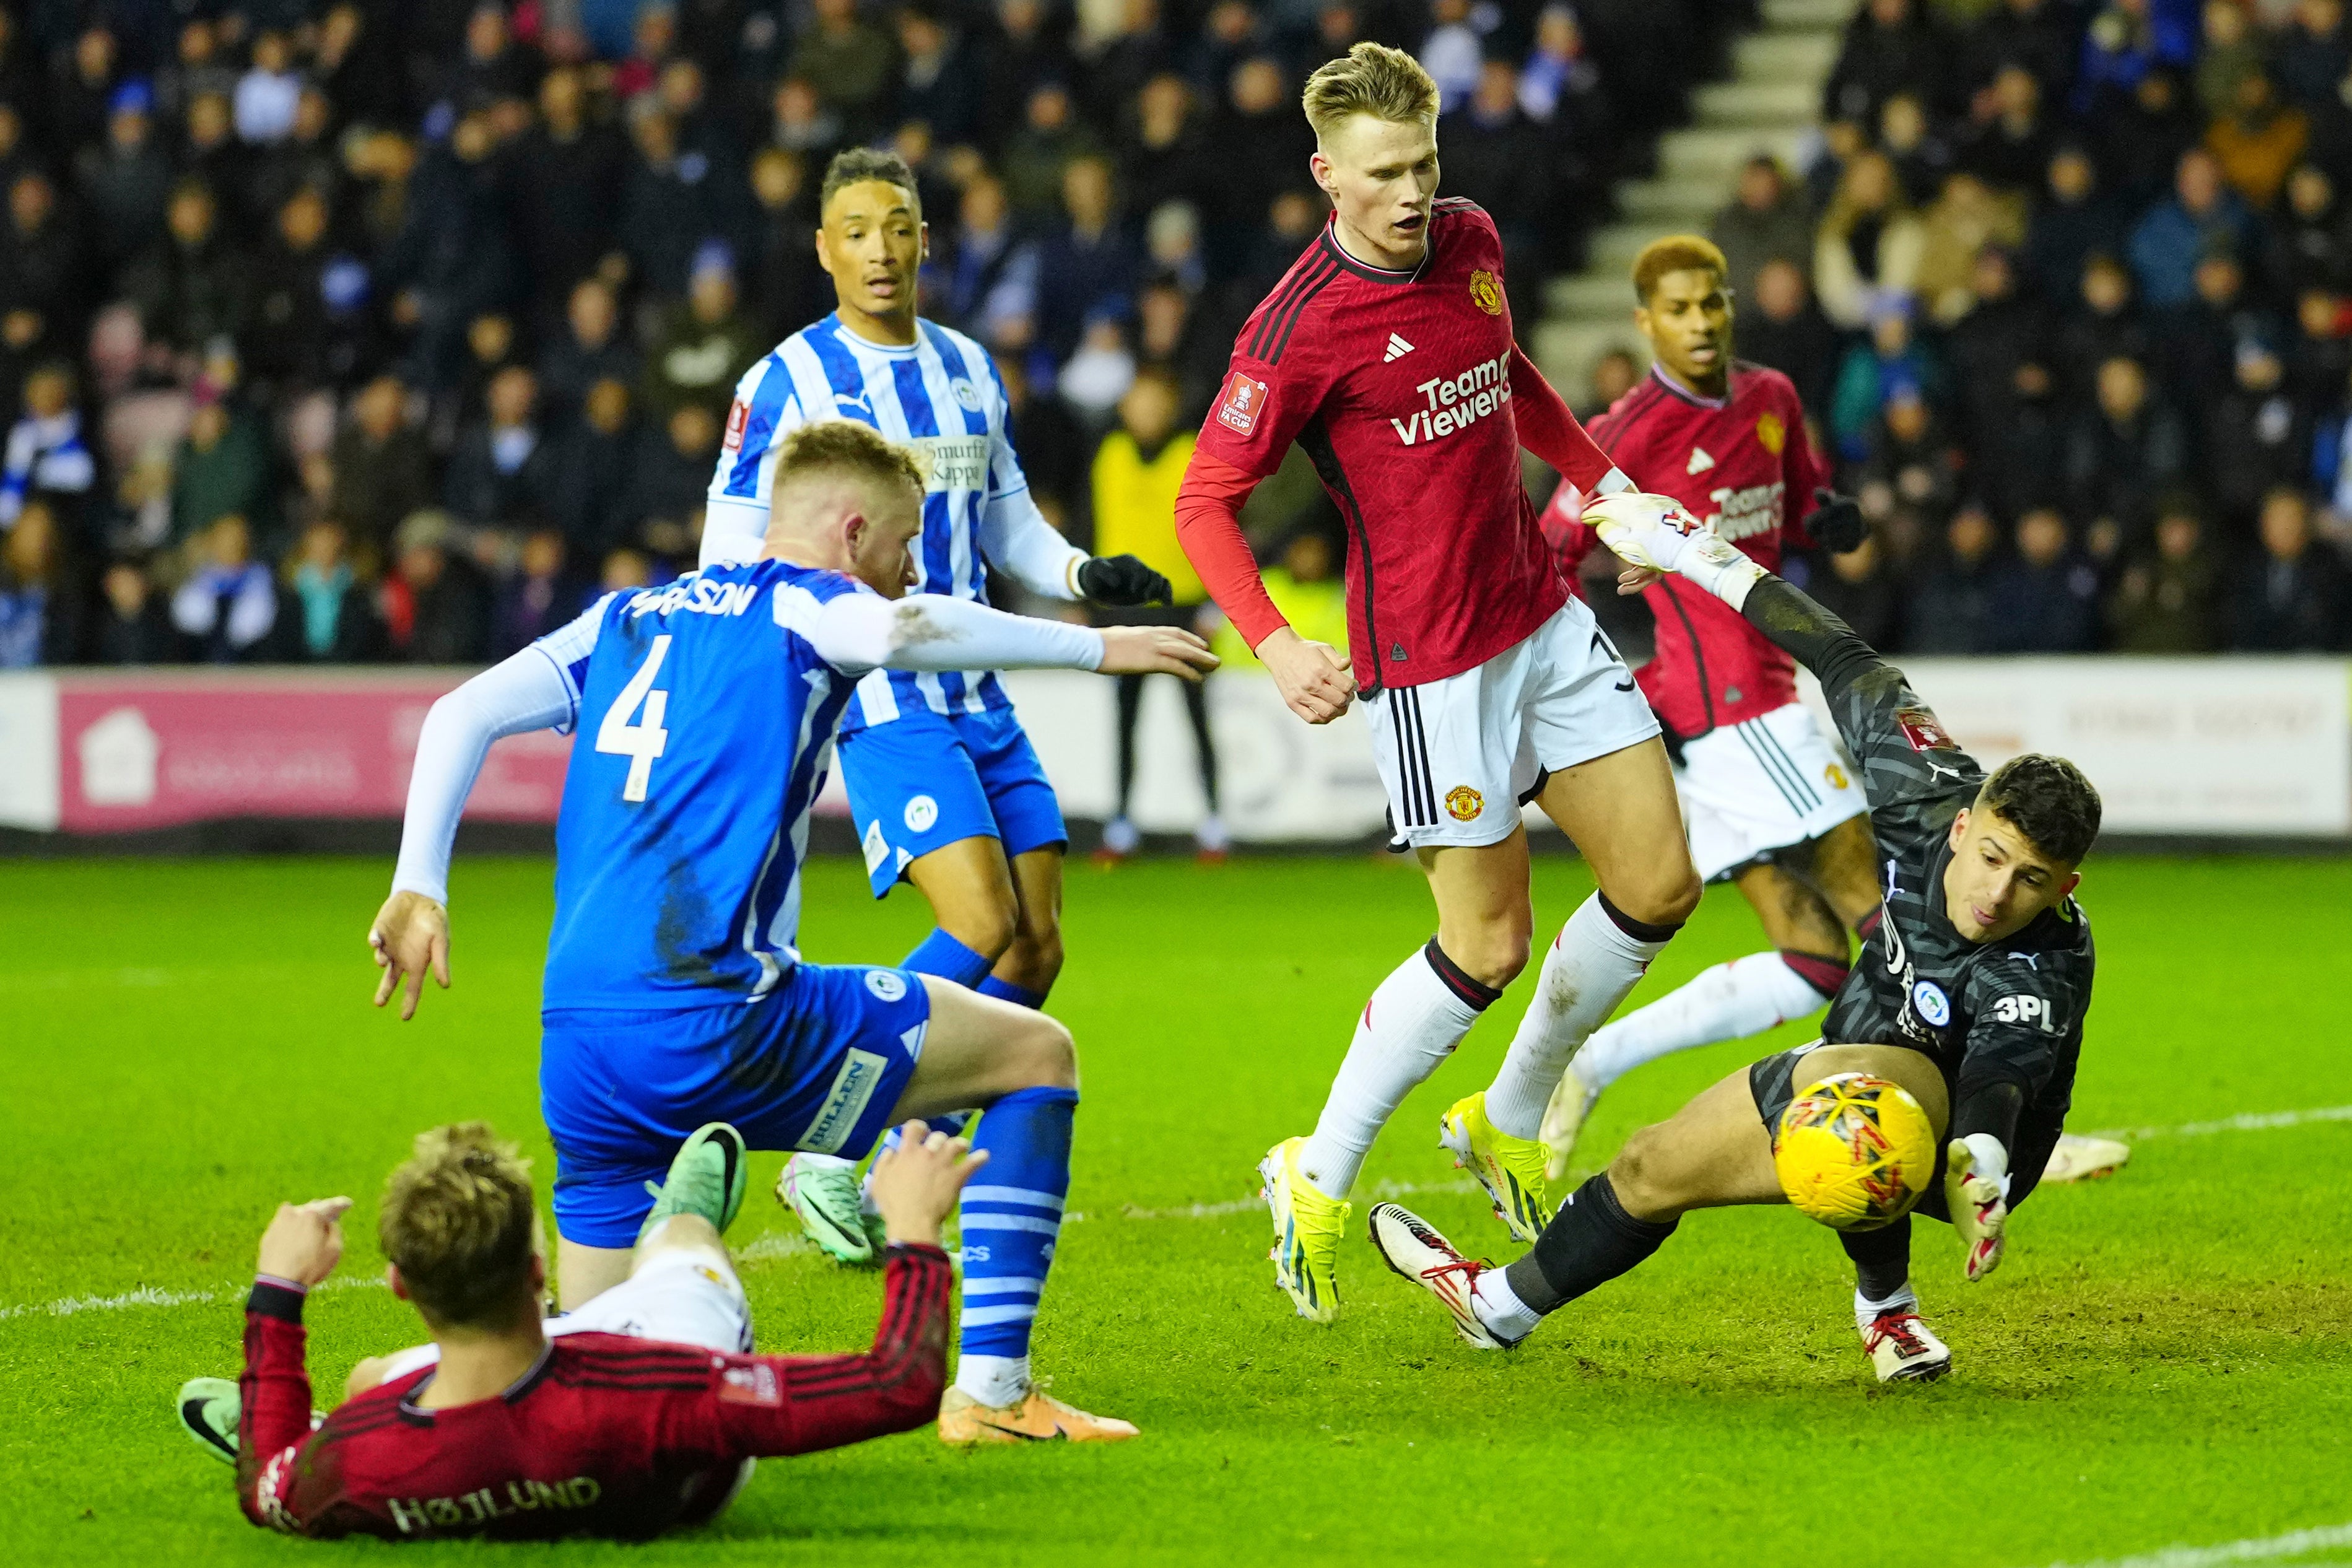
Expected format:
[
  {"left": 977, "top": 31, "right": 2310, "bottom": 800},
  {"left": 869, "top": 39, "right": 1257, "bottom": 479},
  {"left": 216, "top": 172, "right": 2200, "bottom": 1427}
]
[
  {"left": 173, "top": 1120, "right": 978, "bottom": 1541},
  {"left": 1535, "top": 237, "right": 2128, "bottom": 1188},
  {"left": 1174, "top": 42, "right": 1703, "bottom": 1325}
]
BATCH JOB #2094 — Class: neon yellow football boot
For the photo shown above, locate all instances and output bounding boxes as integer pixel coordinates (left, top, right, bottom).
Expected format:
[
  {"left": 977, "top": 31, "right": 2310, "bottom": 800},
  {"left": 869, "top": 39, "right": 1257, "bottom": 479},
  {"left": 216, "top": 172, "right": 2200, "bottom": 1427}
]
[
  {"left": 1258, "top": 1136, "right": 1351, "bottom": 1323},
  {"left": 1440, "top": 1092, "right": 1553, "bottom": 1244}
]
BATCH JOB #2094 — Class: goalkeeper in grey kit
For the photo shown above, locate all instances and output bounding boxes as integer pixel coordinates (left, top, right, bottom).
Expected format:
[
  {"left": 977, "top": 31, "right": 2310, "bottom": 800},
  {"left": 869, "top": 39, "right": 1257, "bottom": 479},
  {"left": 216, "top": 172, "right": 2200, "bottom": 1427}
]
[{"left": 1369, "top": 497, "right": 2104, "bottom": 1383}]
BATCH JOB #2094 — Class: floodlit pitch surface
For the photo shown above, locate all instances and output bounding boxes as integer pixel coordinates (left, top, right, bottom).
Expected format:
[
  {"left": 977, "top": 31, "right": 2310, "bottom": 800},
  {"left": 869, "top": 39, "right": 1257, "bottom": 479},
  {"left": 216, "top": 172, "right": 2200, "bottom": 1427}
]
[{"left": 3, "top": 853, "right": 2348, "bottom": 1567}]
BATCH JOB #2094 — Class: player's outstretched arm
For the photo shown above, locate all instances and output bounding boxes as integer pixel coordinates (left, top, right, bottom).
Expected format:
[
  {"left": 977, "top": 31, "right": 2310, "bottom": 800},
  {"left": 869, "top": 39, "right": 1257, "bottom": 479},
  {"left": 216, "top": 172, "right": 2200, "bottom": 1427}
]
[
  {"left": 977, "top": 486, "right": 1173, "bottom": 607},
  {"left": 1169, "top": 448, "right": 1354, "bottom": 723},
  {"left": 806, "top": 592, "right": 1217, "bottom": 682},
  {"left": 377, "top": 645, "right": 584, "bottom": 1018},
  {"left": 238, "top": 1196, "right": 352, "bottom": 1531}
]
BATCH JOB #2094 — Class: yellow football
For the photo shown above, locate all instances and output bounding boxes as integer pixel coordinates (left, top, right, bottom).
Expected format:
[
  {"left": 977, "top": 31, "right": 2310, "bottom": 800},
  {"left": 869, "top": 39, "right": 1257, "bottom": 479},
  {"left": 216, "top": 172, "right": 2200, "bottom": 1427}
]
[{"left": 1772, "top": 1072, "right": 1937, "bottom": 1231}]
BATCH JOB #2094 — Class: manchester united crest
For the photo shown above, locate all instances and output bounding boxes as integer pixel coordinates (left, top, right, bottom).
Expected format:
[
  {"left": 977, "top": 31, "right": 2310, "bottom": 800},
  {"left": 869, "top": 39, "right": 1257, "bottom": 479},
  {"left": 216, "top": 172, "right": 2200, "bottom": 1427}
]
[
  {"left": 1468, "top": 269, "right": 1502, "bottom": 315},
  {"left": 1755, "top": 411, "right": 1785, "bottom": 455},
  {"left": 1444, "top": 785, "right": 1484, "bottom": 822}
]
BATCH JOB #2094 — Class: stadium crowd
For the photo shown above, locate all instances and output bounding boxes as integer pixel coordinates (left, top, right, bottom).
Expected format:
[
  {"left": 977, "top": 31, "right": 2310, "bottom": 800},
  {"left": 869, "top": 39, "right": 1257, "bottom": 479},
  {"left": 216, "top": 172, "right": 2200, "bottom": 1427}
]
[
  {"left": 0, "top": 0, "right": 1738, "bottom": 667},
  {"left": 1626, "top": 0, "right": 2352, "bottom": 653}
]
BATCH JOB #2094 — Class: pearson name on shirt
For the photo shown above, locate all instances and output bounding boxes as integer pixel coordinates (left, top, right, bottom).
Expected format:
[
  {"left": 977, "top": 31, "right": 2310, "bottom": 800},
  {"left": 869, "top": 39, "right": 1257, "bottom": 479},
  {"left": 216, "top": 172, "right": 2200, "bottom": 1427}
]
[{"left": 627, "top": 577, "right": 762, "bottom": 621}]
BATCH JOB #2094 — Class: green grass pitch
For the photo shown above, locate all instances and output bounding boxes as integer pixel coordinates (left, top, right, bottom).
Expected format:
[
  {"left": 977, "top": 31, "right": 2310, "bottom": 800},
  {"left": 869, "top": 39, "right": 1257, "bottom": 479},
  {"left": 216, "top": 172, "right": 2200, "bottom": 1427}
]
[{"left": 4, "top": 852, "right": 2350, "bottom": 1566}]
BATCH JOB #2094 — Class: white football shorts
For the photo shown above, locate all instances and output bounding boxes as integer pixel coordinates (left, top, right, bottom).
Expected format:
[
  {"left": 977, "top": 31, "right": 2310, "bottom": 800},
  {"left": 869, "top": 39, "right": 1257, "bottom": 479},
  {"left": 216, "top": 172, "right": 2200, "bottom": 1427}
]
[
  {"left": 372, "top": 1247, "right": 756, "bottom": 1384},
  {"left": 1676, "top": 700, "right": 1868, "bottom": 883},
  {"left": 1365, "top": 598, "right": 1661, "bottom": 850}
]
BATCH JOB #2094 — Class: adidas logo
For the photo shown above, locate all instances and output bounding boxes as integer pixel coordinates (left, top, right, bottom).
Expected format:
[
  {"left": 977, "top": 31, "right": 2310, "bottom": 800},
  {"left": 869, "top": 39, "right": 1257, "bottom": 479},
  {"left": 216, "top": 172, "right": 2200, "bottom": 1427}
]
[
  {"left": 1686, "top": 446, "right": 1715, "bottom": 475},
  {"left": 1383, "top": 333, "right": 1414, "bottom": 362}
]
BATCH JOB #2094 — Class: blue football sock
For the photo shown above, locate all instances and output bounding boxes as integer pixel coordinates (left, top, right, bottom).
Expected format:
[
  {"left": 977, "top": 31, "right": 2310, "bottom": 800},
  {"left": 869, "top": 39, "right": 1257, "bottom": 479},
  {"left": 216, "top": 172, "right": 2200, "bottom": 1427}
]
[
  {"left": 901, "top": 928, "right": 995, "bottom": 990},
  {"left": 955, "top": 1084, "right": 1076, "bottom": 1401},
  {"left": 977, "top": 975, "right": 1048, "bottom": 1009}
]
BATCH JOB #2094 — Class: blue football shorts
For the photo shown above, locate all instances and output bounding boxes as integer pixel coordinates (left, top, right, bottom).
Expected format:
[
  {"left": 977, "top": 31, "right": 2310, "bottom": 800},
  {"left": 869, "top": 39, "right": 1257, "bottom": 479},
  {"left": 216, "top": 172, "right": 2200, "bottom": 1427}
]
[
  {"left": 838, "top": 703, "right": 1068, "bottom": 899},
  {"left": 541, "top": 961, "right": 931, "bottom": 1248}
]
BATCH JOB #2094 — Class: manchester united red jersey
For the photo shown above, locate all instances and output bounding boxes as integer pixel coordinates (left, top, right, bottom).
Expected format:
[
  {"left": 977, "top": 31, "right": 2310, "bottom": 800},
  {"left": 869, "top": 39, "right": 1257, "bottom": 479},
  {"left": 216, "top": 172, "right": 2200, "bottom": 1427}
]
[
  {"left": 1544, "top": 363, "right": 1826, "bottom": 736},
  {"left": 1194, "top": 200, "right": 1567, "bottom": 691},
  {"left": 235, "top": 1250, "right": 950, "bottom": 1542}
]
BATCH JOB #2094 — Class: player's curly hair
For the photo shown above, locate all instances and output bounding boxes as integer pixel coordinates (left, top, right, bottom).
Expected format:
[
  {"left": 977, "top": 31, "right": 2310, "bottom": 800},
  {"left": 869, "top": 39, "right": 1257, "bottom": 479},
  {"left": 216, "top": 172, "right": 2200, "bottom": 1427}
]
[
  {"left": 820, "top": 146, "right": 920, "bottom": 218},
  {"left": 1977, "top": 754, "right": 2102, "bottom": 866},
  {"left": 1632, "top": 235, "right": 1729, "bottom": 303},
  {"left": 380, "top": 1123, "right": 539, "bottom": 1329},
  {"left": 1301, "top": 43, "right": 1439, "bottom": 141},
  {"left": 773, "top": 419, "right": 930, "bottom": 499}
]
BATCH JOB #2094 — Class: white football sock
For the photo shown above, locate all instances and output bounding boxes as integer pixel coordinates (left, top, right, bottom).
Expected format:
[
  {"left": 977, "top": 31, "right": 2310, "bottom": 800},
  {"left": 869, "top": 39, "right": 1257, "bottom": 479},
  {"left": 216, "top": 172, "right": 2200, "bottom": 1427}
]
[
  {"left": 1299, "top": 944, "right": 1491, "bottom": 1199},
  {"left": 1855, "top": 1284, "right": 1918, "bottom": 1330},
  {"left": 1575, "top": 951, "right": 1836, "bottom": 1094},
  {"left": 1483, "top": 894, "right": 1679, "bottom": 1141},
  {"left": 954, "top": 1352, "right": 1031, "bottom": 1407},
  {"left": 1470, "top": 1266, "right": 1541, "bottom": 1343}
]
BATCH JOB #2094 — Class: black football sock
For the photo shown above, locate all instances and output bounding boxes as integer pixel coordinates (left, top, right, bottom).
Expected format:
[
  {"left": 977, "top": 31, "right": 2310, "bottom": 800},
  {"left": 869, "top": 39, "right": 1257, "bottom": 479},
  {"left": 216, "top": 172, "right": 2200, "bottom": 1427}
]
[
  {"left": 1842, "top": 1215, "right": 1913, "bottom": 1304},
  {"left": 1502, "top": 1172, "right": 1678, "bottom": 1315}
]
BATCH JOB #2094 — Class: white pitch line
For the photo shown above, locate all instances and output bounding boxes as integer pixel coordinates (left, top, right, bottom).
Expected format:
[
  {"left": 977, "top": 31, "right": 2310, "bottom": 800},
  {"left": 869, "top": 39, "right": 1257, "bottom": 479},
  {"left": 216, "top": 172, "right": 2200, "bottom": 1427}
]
[
  {"left": 6, "top": 1102, "right": 2344, "bottom": 1325},
  {"left": 2039, "top": 1521, "right": 2352, "bottom": 1568}
]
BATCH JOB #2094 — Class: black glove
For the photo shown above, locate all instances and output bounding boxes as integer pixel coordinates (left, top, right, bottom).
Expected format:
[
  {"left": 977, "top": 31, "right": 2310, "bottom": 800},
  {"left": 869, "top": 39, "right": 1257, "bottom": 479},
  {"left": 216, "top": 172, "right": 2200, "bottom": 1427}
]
[
  {"left": 1802, "top": 487, "right": 1866, "bottom": 553},
  {"left": 1076, "top": 554, "right": 1171, "bottom": 606}
]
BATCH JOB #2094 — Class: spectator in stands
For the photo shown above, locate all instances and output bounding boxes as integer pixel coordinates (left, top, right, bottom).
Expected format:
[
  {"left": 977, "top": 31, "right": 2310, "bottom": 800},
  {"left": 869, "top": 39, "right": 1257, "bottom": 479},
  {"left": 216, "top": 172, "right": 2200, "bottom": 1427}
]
[
  {"left": 92, "top": 557, "right": 175, "bottom": 664},
  {"left": 1211, "top": 57, "right": 1312, "bottom": 266},
  {"left": 2196, "top": 0, "right": 2266, "bottom": 123},
  {"left": 2073, "top": 0, "right": 2197, "bottom": 121},
  {"left": 2069, "top": 355, "right": 2187, "bottom": 531},
  {"left": 1419, "top": 0, "right": 1490, "bottom": 114},
  {"left": 1904, "top": 501, "right": 2003, "bottom": 653},
  {"left": 897, "top": 5, "right": 982, "bottom": 147},
  {"left": 1134, "top": 272, "right": 1221, "bottom": 419},
  {"left": 549, "top": 377, "right": 639, "bottom": 562},
  {"left": 386, "top": 508, "right": 491, "bottom": 664},
  {"left": 1879, "top": 93, "right": 1950, "bottom": 207},
  {"left": 2208, "top": 338, "right": 2312, "bottom": 529},
  {"left": 1831, "top": 302, "right": 1945, "bottom": 462},
  {"left": 1003, "top": 83, "right": 1100, "bottom": 220},
  {"left": 2109, "top": 499, "right": 2222, "bottom": 651},
  {"left": 1518, "top": 4, "right": 1609, "bottom": 155},
  {"left": 0, "top": 499, "right": 77, "bottom": 664},
  {"left": 172, "top": 512, "right": 280, "bottom": 663},
  {"left": 2275, "top": 0, "right": 2352, "bottom": 111},
  {"left": 642, "top": 243, "right": 760, "bottom": 427},
  {"left": 1915, "top": 173, "right": 2027, "bottom": 326},
  {"left": 617, "top": 109, "right": 733, "bottom": 305},
  {"left": 2130, "top": 148, "right": 2257, "bottom": 311},
  {"left": 2206, "top": 71, "right": 2309, "bottom": 212},
  {"left": 1579, "top": 348, "right": 1640, "bottom": 420},
  {"left": 0, "top": 360, "right": 94, "bottom": 531},
  {"left": 798, "top": 0, "right": 899, "bottom": 141},
  {"left": 1824, "top": 0, "right": 1950, "bottom": 129},
  {"left": 746, "top": 148, "right": 825, "bottom": 342},
  {"left": 2268, "top": 165, "right": 2352, "bottom": 302},
  {"left": 1990, "top": 506, "right": 2102, "bottom": 652},
  {"left": 1962, "top": 0, "right": 2074, "bottom": 113},
  {"left": 2026, "top": 145, "right": 2125, "bottom": 308},
  {"left": 171, "top": 389, "right": 275, "bottom": 546},
  {"left": 510, "top": 66, "right": 625, "bottom": 313},
  {"left": 492, "top": 528, "right": 589, "bottom": 656},
  {"left": 284, "top": 518, "right": 381, "bottom": 663},
  {"left": 2057, "top": 253, "right": 2151, "bottom": 402},
  {"left": 2290, "top": 286, "right": 2352, "bottom": 406},
  {"left": 1, "top": 171, "right": 87, "bottom": 356},
  {"left": 1710, "top": 156, "right": 1811, "bottom": 308},
  {"left": 2234, "top": 485, "right": 2352, "bottom": 648},
  {"left": 621, "top": 402, "right": 723, "bottom": 562},
  {"left": 1859, "top": 383, "right": 1961, "bottom": 516},
  {"left": 77, "top": 80, "right": 170, "bottom": 272},
  {"left": 1810, "top": 525, "right": 1903, "bottom": 650},
  {"left": 1947, "top": 246, "right": 2048, "bottom": 453},
  {"left": 1737, "top": 258, "right": 1837, "bottom": 415},
  {"left": 2102, "top": 69, "right": 2202, "bottom": 211},
  {"left": 539, "top": 279, "right": 637, "bottom": 433},
  {"left": 1960, "top": 64, "right": 2054, "bottom": 197},
  {"left": 445, "top": 366, "right": 556, "bottom": 533},
  {"left": 249, "top": 186, "right": 341, "bottom": 390},
  {"left": 2166, "top": 249, "right": 2277, "bottom": 416},
  {"left": 770, "top": 76, "right": 844, "bottom": 162},
  {"left": 1814, "top": 150, "right": 1924, "bottom": 330},
  {"left": 1036, "top": 155, "right": 1139, "bottom": 362},
  {"left": 329, "top": 375, "right": 434, "bottom": 552},
  {"left": 1973, "top": 354, "right": 2070, "bottom": 520},
  {"left": 600, "top": 544, "right": 656, "bottom": 592},
  {"left": 1443, "top": 59, "right": 1546, "bottom": 298},
  {"left": 1090, "top": 365, "right": 1221, "bottom": 861}
]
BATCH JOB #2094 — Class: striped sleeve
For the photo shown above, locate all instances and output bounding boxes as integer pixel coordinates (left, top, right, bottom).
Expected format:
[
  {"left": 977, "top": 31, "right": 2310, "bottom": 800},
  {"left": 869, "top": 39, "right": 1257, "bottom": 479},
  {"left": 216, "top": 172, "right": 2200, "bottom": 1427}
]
[{"left": 703, "top": 353, "right": 806, "bottom": 567}]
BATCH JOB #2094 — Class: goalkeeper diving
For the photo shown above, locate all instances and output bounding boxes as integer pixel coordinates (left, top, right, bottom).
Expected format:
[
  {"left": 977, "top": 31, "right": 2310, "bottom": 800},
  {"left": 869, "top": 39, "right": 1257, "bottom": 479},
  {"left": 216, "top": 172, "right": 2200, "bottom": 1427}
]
[{"left": 1370, "top": 494, "right": 2102, "bottom": 1383}]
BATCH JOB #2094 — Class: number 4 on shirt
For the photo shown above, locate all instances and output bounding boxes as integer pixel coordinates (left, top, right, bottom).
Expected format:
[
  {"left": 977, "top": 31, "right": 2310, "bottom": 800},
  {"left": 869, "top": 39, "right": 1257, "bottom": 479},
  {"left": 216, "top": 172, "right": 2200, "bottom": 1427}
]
[{"left": 596, "top": 635, "right": 672, "bottom": 802}]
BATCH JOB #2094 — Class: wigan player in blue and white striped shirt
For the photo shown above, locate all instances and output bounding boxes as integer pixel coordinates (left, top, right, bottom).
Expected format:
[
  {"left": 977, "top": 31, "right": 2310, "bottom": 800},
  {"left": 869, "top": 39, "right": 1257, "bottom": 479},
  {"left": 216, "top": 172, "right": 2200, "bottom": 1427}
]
[{"left": 700, "top": 150, "right": 1167, "bottom": 1390}]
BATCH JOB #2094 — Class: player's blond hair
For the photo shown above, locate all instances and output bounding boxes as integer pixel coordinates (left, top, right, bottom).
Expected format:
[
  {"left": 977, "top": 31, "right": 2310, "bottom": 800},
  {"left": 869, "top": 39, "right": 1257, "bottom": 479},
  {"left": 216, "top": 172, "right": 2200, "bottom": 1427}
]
[
  {"left": 1301, "top": 43, "right": 1439, "bottom": 142},
  {"left": 1632, "top": 234, "right": 1729, "bottom": 303},
  {"left": 379, "top": 1123, "right": 539, "bottom": 1330},
  {"left": 772, "top": 419, "right": 929, "bottom": 500}
]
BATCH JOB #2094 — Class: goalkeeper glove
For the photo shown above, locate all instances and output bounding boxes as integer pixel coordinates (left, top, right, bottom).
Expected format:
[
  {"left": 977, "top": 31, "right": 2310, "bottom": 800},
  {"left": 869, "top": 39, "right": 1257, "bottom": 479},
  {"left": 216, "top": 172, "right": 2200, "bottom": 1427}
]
[
  {"left": 1077, "top": 554, "right": 1171, "bottom": 606},
  {"left": 1582, "top": 491, "right": 1769, "bottom": 609},
  {"left": 1803, "top": 487, "right": 1866, "bottom": 553},
  {"left": 1945, "top": 1135, "right": 2010, "bottom": 1283}
]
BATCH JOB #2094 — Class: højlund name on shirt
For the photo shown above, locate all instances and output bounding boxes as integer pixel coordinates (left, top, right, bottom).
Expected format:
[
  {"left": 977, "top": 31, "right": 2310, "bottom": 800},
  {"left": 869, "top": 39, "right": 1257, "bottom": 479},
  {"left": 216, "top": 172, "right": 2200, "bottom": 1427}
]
[{"left": 1390, "top": 352, "right": 1514, "bottom": 446}]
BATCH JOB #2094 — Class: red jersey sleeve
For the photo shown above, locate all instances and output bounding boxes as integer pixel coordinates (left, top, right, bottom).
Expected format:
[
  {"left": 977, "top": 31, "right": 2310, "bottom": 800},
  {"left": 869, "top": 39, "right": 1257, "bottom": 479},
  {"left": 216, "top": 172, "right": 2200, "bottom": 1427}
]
[
  {"left": 702, "top": 1245, "right": 952, "bottom": 1458},
  {"left": 238, "top": 1279, "right": 323, "bottom": 1533},
  {"left": 1193, "top": 313, "right": 1339, "bottom": 481},
  {"left": 1174, "top": 450, "right": 1288, "bottom": 649},
  {"left": 1777, "top": 380, "right": 1830, "bottom": 550},
  {"left": 1509, "top": 346, "right": 1625, "bottom": 494}
]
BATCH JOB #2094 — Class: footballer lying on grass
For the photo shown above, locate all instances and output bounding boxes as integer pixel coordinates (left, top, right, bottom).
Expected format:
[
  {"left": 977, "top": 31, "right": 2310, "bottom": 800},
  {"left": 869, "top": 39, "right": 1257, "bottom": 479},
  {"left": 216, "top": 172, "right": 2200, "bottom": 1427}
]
[
  {"left": 173, "top": 1118, "right": 979, "bottom": 1541},
  {"left": 1370, "top": 495, "right": 2102, "bottom": 1383}
]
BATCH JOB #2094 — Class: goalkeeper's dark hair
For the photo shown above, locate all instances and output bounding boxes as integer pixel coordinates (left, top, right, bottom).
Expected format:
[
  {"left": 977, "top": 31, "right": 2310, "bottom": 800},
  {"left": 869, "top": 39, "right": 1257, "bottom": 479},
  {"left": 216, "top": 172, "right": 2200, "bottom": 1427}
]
[
  {"left": 380, "top": 1123, "right": 539, "bottom": 1329},
  {"left": 1977, "top": 754, "right": 2101, "bottom": 865},
  {"left": 821, "top": 147, "right": 920, "bottom": 218}
]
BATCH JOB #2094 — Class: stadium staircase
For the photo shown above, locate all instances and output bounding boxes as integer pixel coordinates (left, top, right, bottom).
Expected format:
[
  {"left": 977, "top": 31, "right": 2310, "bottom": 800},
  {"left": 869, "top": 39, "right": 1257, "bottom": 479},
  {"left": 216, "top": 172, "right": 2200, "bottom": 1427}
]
[{"left": 1533, "top": 0, "right": 1855, "bottom": 401}]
